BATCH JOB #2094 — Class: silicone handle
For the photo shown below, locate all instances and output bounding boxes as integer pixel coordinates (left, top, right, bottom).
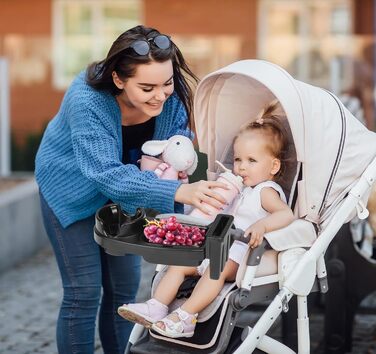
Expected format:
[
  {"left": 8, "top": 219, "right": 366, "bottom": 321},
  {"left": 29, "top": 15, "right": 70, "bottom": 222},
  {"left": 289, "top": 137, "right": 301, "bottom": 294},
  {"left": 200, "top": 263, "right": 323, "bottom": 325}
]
[{"left": 231, "top": 228, "right": 251, "bottom": 243}]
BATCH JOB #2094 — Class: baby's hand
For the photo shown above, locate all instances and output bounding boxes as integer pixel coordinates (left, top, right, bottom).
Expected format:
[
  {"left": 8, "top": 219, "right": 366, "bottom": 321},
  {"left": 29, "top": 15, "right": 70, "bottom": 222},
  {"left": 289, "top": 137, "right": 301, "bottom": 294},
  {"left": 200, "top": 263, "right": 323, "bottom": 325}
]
[{"left": 245, "top": 222, "right": 266, "bottom": 249}]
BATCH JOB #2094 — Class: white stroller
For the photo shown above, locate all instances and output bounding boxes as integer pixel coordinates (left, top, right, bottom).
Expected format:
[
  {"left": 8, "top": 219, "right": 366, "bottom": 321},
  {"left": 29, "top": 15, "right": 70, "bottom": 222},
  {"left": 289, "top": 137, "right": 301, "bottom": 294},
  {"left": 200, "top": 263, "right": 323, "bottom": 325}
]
[{"left": 120, "top": 59, "right": 376, "bottom": 354}]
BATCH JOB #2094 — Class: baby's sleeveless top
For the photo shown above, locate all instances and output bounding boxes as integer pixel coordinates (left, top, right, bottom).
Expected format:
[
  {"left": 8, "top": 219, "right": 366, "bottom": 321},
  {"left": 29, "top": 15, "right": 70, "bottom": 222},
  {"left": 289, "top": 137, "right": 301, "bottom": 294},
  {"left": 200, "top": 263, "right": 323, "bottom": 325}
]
[{"left": 228, "top": 180, "right": 287, "bottom": 264}]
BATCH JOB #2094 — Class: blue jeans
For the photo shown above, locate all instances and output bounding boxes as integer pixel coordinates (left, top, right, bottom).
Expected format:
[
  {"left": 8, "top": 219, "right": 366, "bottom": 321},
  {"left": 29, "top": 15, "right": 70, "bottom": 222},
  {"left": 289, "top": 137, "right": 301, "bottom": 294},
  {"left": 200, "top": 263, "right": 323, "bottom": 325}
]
[{"left": 40, "top": 193, "right": 141, "bottom": 354}]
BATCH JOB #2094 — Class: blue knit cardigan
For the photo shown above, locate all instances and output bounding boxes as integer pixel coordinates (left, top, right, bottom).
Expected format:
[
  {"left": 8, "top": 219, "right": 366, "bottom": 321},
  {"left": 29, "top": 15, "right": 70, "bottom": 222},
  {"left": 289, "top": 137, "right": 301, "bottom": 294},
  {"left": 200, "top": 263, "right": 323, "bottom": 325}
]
[{"left": 35, "top": 72, "right": 191, "bottom": 228}]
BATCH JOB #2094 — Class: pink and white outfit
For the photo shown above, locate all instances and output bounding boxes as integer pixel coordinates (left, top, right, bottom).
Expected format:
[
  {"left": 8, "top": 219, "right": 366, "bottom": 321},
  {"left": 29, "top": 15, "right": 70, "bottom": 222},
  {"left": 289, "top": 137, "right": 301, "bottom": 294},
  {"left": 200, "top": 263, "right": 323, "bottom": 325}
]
[{"left": 227, "top": 180, "right": 286, "bottom": 264}]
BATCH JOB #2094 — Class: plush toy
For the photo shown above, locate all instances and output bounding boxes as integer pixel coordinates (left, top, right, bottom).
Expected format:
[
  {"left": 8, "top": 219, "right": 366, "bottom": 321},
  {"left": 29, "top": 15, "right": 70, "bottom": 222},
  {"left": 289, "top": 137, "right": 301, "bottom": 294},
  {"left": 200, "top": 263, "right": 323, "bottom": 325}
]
[{"left": 140, "top": 135, "right": 198, "bottom": 182}]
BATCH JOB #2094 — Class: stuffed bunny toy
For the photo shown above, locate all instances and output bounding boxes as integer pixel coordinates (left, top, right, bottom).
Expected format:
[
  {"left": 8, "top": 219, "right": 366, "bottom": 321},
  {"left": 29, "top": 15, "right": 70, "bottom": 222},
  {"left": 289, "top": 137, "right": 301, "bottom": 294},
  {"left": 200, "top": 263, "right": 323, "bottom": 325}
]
[{"left": 141, "top": 135, "right": 198, "bottom": 182}]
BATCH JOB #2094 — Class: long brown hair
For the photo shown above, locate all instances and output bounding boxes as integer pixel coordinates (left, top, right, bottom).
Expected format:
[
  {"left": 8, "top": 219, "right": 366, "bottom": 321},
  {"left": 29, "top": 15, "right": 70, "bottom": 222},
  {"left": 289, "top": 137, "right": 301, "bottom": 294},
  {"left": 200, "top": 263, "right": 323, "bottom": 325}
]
[{"left": 86, "top": 25, "right": 198, "bottom": 125}]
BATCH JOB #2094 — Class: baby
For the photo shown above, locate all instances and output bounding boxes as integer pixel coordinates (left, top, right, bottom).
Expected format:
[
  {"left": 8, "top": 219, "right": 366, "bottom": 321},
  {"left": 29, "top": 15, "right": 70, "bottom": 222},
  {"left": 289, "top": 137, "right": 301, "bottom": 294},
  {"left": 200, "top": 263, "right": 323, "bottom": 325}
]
[{"left": 118, "top": 103, "right": 295, "bottom": 338}]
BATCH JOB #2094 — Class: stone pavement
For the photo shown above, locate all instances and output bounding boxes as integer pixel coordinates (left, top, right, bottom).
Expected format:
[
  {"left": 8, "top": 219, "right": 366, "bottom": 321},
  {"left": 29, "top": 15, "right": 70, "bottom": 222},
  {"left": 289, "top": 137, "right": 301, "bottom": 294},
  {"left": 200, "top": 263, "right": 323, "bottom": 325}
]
[{"left": 0, "top": 246, "right": 375, "bottom": 354}]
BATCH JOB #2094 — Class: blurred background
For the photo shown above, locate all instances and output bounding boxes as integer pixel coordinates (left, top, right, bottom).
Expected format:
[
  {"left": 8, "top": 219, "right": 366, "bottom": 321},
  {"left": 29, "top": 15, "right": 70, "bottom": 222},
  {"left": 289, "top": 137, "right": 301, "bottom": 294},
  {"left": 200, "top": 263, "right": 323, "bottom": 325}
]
[
  {"left": 0, "top": 1, "right": 376, "bottom": 353},
  {"left": 0, "top": 0, "right": 375, "bottom": 176}
]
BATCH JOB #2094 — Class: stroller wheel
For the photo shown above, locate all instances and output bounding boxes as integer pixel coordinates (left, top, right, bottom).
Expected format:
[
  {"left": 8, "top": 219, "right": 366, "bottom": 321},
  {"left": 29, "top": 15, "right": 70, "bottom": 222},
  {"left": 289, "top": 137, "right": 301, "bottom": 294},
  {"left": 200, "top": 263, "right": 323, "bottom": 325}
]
[{"left": 224, "top": 327, "right": 266, "bottom": 354}]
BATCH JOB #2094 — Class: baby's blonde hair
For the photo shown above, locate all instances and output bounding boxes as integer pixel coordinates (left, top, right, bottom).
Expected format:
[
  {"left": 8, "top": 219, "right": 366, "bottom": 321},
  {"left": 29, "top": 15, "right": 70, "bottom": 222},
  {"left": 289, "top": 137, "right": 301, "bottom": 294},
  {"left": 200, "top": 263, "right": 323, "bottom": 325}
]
[{"left": 235, "top": 100, "right": 289, "bottom": 179}]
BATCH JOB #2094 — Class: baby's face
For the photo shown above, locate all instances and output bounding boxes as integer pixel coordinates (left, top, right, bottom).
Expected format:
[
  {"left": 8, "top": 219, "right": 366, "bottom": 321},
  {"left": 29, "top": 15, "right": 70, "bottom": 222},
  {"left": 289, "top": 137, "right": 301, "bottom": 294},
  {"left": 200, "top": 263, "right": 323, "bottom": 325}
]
[{"left": 233, "top": 131, "right": 280, "bottom": 187}]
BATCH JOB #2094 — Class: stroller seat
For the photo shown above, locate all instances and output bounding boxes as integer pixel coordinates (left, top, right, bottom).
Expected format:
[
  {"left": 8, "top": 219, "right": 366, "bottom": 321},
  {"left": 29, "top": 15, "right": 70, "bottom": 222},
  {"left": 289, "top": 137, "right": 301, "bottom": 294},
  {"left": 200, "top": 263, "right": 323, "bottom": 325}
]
[{"left": 128, "top": 219, "right": 318, "bottom": 354}]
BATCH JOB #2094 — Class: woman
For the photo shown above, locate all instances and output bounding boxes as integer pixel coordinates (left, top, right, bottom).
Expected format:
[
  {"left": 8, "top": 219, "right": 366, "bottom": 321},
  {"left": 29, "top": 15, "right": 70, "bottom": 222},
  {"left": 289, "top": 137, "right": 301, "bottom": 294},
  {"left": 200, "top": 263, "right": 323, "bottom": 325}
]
[{"left": 35, "top": 25, "right": 226, "bottom": 354}]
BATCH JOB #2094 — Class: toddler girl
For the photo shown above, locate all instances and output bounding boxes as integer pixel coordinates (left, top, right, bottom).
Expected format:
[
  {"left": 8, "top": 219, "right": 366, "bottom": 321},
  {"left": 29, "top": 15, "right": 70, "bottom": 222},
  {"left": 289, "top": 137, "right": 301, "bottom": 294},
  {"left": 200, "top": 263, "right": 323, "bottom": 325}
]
[{"left": 118, "top": 103, "right": 295, "bottom": 338}]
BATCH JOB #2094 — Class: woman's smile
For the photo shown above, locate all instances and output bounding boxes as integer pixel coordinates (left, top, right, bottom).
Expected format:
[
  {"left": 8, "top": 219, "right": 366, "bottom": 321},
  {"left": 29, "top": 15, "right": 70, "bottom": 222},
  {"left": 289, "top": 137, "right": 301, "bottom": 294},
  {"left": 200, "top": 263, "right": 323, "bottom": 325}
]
[{"left": 147, "top": 101, "right": 163, "bottom": 108}]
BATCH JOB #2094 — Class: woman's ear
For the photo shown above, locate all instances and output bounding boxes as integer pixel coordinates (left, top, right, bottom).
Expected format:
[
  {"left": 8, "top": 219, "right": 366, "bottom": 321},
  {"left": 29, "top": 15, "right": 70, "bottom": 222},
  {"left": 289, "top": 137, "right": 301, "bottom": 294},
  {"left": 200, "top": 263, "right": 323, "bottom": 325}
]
[
  {"left": 271, "top": 158, "right": 281, "bottom": 176},
  {"left": 112, "top": 71, "right": 124, "bottom": 90}
]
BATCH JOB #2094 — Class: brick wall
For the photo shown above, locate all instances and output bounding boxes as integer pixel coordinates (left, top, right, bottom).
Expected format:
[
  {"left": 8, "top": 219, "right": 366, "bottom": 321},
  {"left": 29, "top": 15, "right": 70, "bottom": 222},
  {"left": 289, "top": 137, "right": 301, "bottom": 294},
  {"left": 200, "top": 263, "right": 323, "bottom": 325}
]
[
  {"left": 0, "top": 0, "right": 64, "bottom": 145},
  {"left": 0, "top": 0, "right": 258, "bottom": 144},
  {"left": 144, "top": 0, "right": 257, "bottom": 58}
]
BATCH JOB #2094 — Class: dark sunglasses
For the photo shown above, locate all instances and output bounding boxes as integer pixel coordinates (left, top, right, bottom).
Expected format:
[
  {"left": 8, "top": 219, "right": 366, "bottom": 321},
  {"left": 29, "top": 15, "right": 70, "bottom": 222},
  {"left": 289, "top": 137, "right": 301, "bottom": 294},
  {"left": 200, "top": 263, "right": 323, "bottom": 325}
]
[{"left": 130, "top": 35, "right": 171, "bottom": 56}]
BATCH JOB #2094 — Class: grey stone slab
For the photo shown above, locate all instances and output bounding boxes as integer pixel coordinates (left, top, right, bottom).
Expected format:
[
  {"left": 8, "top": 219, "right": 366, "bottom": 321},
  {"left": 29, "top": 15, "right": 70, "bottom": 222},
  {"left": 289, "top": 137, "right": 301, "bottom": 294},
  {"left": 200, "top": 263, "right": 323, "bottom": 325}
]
[
  {"left": 0, "top": 179, "right": 49, "bottom": 273},
  {"left": 1, "top": 246, "right": 376, "bottom": 354}
]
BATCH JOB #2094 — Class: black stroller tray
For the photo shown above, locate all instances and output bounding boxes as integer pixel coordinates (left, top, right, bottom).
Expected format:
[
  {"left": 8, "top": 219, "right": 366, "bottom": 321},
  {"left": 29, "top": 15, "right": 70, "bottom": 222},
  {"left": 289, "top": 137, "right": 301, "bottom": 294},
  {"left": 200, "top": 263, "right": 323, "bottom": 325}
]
[{"left": 94, "top": 204, "right": 235, "bottom": 279}]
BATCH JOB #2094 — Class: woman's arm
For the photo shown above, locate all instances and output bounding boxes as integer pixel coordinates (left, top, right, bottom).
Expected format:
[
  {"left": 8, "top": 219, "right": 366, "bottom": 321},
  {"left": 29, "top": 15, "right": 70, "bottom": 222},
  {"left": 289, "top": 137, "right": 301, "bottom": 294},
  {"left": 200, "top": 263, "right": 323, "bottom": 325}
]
[
  {"left": 68, "top": 94, "right": 227, "bottom": 214},
  {"left": 68, "top": 96, "right": 182, "bottom": 213}
]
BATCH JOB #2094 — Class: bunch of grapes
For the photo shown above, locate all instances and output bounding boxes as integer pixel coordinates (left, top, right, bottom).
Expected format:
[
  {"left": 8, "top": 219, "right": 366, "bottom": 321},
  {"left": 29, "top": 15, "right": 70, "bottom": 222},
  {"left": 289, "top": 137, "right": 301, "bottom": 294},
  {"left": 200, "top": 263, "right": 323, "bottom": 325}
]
[{"left": 143, "top": 216, "right": 206, "bottom": 247}]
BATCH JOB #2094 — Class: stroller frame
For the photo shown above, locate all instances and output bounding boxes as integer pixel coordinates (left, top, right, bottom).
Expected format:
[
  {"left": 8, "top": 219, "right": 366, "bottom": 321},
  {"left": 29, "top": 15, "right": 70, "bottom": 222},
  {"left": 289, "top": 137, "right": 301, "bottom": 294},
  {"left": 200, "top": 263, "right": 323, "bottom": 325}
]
[{"left": 234, "top": 156, "right": 375, "bottom": 353}]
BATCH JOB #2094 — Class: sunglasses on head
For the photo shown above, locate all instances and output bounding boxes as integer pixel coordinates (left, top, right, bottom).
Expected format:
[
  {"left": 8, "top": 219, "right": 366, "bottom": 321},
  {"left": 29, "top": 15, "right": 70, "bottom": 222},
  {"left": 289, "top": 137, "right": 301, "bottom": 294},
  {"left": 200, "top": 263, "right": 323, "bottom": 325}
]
[{"left": 130, "top": 35, "right": 171, "bottom": 56}]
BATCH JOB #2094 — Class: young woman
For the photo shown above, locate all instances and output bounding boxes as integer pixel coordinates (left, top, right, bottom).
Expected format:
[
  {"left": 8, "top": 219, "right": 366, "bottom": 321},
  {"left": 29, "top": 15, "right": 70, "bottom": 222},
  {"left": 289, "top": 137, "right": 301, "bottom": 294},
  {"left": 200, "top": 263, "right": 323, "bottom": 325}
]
[{"left": 35, "top": 25, "right": 227, "bottom": 354}]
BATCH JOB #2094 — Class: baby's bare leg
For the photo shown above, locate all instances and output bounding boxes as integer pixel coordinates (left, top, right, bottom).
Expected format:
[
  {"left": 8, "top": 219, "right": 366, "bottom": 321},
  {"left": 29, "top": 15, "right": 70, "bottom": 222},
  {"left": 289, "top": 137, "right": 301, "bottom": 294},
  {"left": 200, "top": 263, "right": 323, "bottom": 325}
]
[
  {"left": 181, "top": 260, "right": 238, "bottom": 314},
  {"left": 154, "top": 266, "right": 197, "bottom": 305}
]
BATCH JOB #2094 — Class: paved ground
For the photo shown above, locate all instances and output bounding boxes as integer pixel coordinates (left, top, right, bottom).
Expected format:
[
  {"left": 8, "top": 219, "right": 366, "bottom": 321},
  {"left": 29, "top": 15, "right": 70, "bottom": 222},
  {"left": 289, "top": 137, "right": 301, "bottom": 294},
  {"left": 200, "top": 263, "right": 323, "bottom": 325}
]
[{"left": 0, "top": 246, "right": 375, "bottom": 354}]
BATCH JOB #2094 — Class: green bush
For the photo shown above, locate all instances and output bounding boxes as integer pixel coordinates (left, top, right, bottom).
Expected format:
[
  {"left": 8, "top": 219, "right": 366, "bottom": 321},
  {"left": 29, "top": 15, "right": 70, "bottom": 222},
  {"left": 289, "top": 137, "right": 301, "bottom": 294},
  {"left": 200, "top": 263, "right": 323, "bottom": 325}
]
[
  {"left": 11, "top": 128, "right": 45, "bottom": 172},
  {"left": 189, "top": 150, "right": 208, "bottom": 182}
]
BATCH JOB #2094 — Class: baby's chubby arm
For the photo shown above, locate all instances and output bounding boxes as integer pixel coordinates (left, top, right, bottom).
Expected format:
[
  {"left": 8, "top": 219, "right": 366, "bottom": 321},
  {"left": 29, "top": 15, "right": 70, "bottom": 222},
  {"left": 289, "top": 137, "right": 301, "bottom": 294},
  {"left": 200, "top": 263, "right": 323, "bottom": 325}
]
[{"left": 245, "top": 187, "right": 295, "bottom": 248}]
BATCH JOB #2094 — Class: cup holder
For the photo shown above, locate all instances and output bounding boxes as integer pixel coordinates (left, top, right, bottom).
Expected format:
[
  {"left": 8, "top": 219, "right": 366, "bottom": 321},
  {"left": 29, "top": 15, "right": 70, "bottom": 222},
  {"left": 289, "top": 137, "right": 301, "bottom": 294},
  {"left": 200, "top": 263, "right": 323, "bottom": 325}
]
[{"left": 96, "top": 204, "right": 146, "bottom": 239}]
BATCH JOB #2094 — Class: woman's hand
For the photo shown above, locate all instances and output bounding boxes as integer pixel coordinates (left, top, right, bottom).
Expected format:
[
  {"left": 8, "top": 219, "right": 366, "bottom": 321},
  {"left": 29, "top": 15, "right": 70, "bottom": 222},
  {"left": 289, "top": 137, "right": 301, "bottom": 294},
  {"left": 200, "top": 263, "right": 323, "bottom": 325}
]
[
  {"left": 245, "top": 221, "right": 266, "bottom": 249},
  {"left": 175, "top": 180, "right": 229, "bottom": 214}
]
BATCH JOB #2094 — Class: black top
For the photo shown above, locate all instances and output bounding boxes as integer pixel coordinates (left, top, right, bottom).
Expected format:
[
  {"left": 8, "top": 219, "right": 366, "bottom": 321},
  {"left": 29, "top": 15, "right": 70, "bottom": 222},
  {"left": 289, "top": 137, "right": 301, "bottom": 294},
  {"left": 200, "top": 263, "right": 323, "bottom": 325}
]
[{"left": 121, "top": 117, "right": 156, "bottom": 166}]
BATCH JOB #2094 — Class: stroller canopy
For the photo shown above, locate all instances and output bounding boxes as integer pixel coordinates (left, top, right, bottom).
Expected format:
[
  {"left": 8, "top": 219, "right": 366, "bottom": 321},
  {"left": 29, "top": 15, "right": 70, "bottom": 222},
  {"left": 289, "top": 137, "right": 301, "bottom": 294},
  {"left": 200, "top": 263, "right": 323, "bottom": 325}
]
[{"left": 194, "top": 60, "right": 376, "bottom": 225}]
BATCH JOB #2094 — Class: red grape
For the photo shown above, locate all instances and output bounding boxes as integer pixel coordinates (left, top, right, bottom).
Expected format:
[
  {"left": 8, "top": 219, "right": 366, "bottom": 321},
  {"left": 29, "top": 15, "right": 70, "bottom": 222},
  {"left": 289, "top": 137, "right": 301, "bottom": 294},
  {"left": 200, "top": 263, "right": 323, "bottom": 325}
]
[
  {"left": 143, "top": 226, "right": 151, "bottom": 237},
  {"left": 175, "top": 235, "right": 185, "bottom": 244},
  {"left": 156, "top": 228, "right": 166, "bottom": 237},
  {"left": 166, "top": 222, "right": 177, "bottom": 231},
  {"left": 191, "top": 234, "right": 201, "bottom": 243},
  {"left": 149, "top": 225, "right": 158, "bottom": 234},
  {"left": 165, "top": 232, "right": 175, "bottom": 242},
  {"left": 154, "top": 236, "right": 163, "bottom": 244},
  {"left": 143, "top": 217, "right": 206, "bottom": 247}
]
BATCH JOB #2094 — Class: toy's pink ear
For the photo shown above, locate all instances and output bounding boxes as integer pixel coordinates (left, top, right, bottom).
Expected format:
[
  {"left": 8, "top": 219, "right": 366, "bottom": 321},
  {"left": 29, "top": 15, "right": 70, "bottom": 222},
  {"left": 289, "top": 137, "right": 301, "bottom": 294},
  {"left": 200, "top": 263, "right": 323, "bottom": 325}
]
[
  {"left": 186, "top": 151, "right": 198, "bottom": 175},
  {"left": 141, "top": 140, "right": 169, "bottom": 156}
]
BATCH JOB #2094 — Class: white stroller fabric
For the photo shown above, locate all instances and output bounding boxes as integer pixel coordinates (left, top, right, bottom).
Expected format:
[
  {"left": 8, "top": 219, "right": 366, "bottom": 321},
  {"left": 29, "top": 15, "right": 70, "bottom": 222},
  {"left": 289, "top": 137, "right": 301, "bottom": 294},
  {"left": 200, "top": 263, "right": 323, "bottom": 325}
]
[{"left": 194, "top": 60, "right": 376, "bottom": 227}]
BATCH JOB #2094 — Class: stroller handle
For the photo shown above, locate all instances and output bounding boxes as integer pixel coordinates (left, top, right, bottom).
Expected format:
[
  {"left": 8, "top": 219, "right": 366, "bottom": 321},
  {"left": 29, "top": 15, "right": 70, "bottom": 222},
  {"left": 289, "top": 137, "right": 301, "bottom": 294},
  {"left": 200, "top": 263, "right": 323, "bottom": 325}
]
[
  {"left": 231, "top": 228, "right": 251, "bottom": 243},
  {"left": 231, "top": 228, "right": 271, "bottom": 267}
]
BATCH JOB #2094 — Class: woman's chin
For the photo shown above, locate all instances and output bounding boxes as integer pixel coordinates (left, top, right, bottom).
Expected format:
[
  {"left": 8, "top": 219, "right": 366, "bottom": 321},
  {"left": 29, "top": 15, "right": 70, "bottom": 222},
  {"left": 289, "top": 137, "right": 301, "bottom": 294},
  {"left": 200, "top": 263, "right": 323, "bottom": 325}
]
[{"left": 144, "top": 105, "right": 163, "bottom": 116}]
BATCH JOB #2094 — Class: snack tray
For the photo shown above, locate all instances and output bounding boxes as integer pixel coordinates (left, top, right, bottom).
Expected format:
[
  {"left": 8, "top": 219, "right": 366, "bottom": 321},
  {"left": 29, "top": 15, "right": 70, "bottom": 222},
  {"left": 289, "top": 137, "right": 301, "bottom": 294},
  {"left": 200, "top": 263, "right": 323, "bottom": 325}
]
[{"left": 94, "top": 204, "right": 235, "bottom": 279}]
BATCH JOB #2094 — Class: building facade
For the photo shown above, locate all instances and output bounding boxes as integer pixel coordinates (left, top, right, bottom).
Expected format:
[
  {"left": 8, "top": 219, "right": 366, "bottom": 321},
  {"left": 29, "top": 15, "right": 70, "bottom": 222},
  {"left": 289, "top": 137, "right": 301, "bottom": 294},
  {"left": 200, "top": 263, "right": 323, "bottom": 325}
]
[{"left": 0, "top": 0, "right": 374, "bottom": 168}]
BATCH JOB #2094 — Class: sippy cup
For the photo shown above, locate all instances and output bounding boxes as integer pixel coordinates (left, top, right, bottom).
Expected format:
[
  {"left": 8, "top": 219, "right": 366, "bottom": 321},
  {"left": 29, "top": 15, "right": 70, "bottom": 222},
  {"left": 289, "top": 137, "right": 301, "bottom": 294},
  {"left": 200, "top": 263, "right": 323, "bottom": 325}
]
[{"left": 189, "top": 170, "right": 243, "bottom": 220}]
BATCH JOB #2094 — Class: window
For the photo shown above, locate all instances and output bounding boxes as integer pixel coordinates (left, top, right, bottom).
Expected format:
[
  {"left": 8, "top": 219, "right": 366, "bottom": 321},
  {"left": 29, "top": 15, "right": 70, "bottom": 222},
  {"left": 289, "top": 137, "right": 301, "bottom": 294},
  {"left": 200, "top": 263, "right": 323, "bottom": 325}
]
[
  {"left": 52, "top": 0, "right": 142, "bottom": 89},
  {"left": 258, "top": 0, "right": 352, "bottom": 89},
  {"left": 172, "top": 35, "right": 243, "bottom": 79}
]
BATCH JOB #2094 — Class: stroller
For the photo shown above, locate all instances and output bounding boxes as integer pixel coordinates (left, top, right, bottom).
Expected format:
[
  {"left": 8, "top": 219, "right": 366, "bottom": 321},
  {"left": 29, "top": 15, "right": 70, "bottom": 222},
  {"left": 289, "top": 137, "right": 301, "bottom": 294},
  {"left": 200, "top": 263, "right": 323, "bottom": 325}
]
[{"left": 94, "top": 59, "right": 376, "bottom": 353}]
